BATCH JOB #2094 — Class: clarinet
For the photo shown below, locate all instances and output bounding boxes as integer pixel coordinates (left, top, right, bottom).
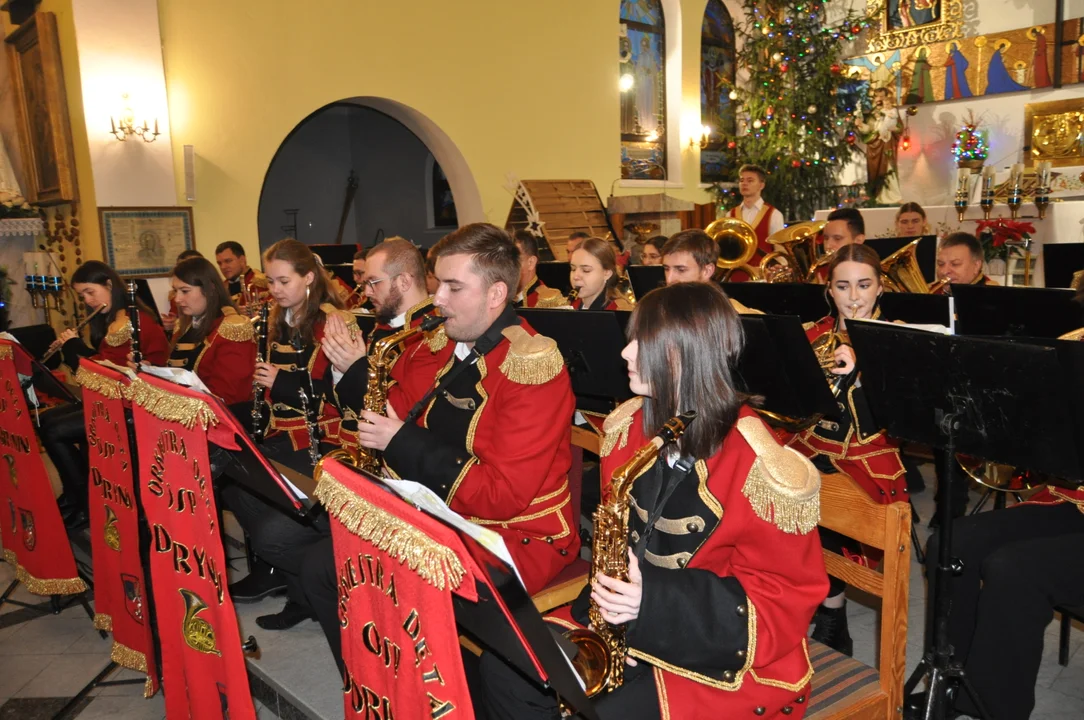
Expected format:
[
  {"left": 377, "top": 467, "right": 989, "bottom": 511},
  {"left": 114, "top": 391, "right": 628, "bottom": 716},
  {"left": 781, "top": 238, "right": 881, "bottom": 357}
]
[
  {"left": 251, "top": 302, "right": 270, "bottom": 441},
  {"left": 126, "top": 281, "right": 143, "bottom": 365},
  {"left": 291, "top": 330, "right": 322, "bottom": 466}
]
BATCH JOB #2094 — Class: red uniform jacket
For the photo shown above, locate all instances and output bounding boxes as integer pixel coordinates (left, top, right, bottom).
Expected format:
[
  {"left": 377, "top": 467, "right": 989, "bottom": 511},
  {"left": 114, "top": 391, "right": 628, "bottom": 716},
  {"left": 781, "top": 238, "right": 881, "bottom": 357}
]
[
  {"left": 782, "top": 316, "right": 909, "bottom": 504},
  {"left": 729, "top": 202, "right": 778, "bottom": 257},
  {"left": 572, "top": 295, "right": 619, "bottom": 311},
  {"left": 382, "top": 304, "right": 579, "bottom": 595},
  {"left": 265, "top": 306, "right": 353, "bottom": 451},
  {"left": 167, "top": 308, "right": 256, "bottom": 404},
  {"left": 550, "top": 401, "right": 827, "bottom": 719},
  {"left": 516, "top": 277, "right": 566, "bottom": 309},
  {"left": 74, "top": 309, "right": 170, "bottom": 368}
]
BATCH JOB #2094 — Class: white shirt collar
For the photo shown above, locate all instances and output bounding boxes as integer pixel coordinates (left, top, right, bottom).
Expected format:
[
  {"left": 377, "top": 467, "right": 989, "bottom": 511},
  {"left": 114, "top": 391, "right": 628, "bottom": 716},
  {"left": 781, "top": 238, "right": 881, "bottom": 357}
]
[
  {"left": 389, "top": 312, "right": 406, "bottom": 329},
  {"left": 454, "top": 342, "right": 471, "bottom": 360},
  {"left": 743, "top": 197, "right": 764, "bottom": 212}
]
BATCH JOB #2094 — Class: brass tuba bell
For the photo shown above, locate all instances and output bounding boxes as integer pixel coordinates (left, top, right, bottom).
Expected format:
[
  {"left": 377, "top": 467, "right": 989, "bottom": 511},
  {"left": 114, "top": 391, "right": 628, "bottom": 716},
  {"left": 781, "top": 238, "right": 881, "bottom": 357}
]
[
  {"left": 881, "top": 238, "right": 948, "bottom": 294},
  {"left": 705, "top": 218, "right": 762, "bottom": 281},
  {"left": 760, "top": 221, "right": 828, "bottom": 283}
]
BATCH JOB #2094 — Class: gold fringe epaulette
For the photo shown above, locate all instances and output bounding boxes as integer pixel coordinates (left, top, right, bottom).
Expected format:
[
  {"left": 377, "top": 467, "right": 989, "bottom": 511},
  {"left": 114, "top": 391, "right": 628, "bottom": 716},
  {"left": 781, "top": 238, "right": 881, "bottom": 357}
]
[
  {"left": 320, "top": 302, "right": 360, "bottom": 340},
  {"left": 216, "top": 309, "right": 255, "bottom": 343},
  {"left": 75, "top": 367, "right": 126, "bottom": 399},
  {"left": 314, "top": 471, "right": 465, "bottom": 590},
  {"left": 127, "top": 378, "right": 219, "bottom": 430},
  {"left": 499, "top": 326, "right": 564, "bottom": 385},
  {"left": 801, "top": 320, "right": 816, "bottom": 332},
  {"left": 425, "top": 325, "right": 449, "bottom": 352},
  {"left": 105, "top": 311, "right": 132, "bottom": 347},
  {"left": 736, "top": 416, "right": 820, "bottom": 534},
  {"left": 250, "top": 271, "right": 269, "bottom": 289},
  {"left": 534, "top": 287, "right": 568, "bottom": 308},
  {"left": 600, "top": 396, "right": 643, "bottom": 458}
]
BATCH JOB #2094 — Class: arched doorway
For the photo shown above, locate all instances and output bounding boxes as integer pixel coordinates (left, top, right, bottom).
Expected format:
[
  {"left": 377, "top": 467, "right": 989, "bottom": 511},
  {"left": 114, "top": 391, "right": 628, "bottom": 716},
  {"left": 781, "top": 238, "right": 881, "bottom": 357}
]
[{"left": 257, "top": 97, "right": 482, "bottom": 251}]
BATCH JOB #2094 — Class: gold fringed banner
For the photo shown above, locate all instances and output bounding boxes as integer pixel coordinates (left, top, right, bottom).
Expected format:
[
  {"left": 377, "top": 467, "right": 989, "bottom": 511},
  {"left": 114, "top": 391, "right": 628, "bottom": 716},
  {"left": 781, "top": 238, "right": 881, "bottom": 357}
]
[
  {"left": 75, "top": 367, "right": 126, "bottom": 400},
  {"left": 94, "top": 613, "right": 113, "bottom": 632},
  {"left": 315, "top": 472, "right": 465, "bottom": 591},
  {"left": 4, "top": 549, "right": 88, "bottom": 595},
  {"left": 126, "top": 378, "right": 218, "bottom": 429}
]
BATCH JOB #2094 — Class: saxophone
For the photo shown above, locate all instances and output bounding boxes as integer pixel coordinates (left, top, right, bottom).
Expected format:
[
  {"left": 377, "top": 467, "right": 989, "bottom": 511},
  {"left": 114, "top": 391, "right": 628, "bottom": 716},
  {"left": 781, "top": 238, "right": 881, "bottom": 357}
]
[
  {"left": 314, "top": 314, "right": 446, "bottom": 479},
  {"left": 565, "top": 410, "right": 697, "bottom": 697}
]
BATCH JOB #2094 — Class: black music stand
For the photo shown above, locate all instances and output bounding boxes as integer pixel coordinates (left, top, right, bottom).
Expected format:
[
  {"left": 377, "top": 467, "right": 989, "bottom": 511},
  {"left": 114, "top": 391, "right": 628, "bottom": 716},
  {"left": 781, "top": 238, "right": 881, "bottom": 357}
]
[
  {"left": 518, "top": 309, "right": 633, "bottom": 412},
  {"left": 719, "top": 282, "right": 831, "bottom": 323},
  {"left": 865, "top": 235, "right": 937, "bottom": 281},
  {"left": 627, "top": 265, "right": 665, "bottom": 299},
  {"left": 951, "top": 284, "right": 1082, "bottom": 339},
  {"left": 847, "top": 321, "right": 1084, "bottom": 720},
  {"left": 535, "top": 262, "right": 573, "bottom": 295},
  {"left": 878, "top": 293, "right": 952, "bottom": 327},
  {"left": 1042, "top": 242, "right": 1084, "bottom": 289},
  {"left": 736, "top": 314, "right": 840, "bottom": 424}
]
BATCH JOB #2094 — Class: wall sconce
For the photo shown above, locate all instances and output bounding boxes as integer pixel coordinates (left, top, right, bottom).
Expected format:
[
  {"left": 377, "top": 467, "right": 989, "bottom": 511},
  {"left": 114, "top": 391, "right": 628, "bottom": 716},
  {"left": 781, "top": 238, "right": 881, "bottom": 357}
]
[
  {"left": 110, "top": 94, "right": 160, "bottom": 143},
  {"left": 688, "top": 124, "right": 710, "bottom": 150}
]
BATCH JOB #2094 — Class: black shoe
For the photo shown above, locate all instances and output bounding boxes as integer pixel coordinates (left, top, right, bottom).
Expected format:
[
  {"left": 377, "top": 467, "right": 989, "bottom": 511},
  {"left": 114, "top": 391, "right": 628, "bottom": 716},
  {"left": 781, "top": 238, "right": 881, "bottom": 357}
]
[
  {"left": 228, "top": 563, "right": 287, "bottom": 603},
  {"left": 811, "top": 603, "right": 853, "bottom": 656},
  {"left": 255, "top": 600, "right": 315, "bottom": 630}
]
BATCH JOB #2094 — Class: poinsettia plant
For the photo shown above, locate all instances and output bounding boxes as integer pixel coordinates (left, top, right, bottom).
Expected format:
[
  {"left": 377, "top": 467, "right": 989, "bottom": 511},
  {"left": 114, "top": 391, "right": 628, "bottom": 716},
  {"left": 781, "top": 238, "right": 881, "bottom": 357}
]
[{"left": 974, "top": 218, "right": 1034, "bottom": 262}]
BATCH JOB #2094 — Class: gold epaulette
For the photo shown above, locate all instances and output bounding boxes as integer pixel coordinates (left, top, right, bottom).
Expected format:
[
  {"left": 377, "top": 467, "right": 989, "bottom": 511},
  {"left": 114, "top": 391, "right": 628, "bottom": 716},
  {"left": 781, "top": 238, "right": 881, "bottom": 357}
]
[
  {"left": 425, "top": 325, "right": 449, "bottom": 352},
  {"left": 320, "top": 303, "right": 360, "bottom": 337},
  {"left": 600, "top": 396, "right": 643, "bottom": 458},
  {"left": 104, "top": 310, "right": 132, "bottom": 347},
  {"left": 250, "top": 271, "right": 269, "bottom": 289},
  {"left": 498, "top": 326, "right": 563, "bottom": 385},
  {"left": 801, "top": 320, "right": 816, "bottom": 332},
  {"left": 216, "top": 307, "right": 255, "bottom": 343},
  {"left": 736, "top": 415, "right": 820, "bottom": 534},
  {"left": 730, "top": 299, "right": 763, "bottom": 315},
  {"left": 534, "top": 287, "right": 567, "bottom": 308}
]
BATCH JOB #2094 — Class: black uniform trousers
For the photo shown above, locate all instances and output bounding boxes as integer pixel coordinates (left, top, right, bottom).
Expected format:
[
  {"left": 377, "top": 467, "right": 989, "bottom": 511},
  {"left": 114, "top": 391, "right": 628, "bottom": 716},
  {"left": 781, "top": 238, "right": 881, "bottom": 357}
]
[
  {"left": 39, "top": 403, "right": 89, "bottom": 506},
  {"left": 925, "top": 501, "right": 1084, "bottom": 720}
]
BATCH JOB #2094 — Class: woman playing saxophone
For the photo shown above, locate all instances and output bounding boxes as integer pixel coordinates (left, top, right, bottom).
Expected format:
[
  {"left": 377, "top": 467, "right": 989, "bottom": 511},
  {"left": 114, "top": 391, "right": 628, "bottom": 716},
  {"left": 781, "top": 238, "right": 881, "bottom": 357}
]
[{"left": 480, "top": 282, "right": 827, "bottom": 720}]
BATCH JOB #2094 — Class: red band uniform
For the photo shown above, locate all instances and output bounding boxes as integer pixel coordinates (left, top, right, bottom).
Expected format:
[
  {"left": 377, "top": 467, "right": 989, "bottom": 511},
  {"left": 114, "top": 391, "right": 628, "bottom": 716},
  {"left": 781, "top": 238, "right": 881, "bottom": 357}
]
[
  {"left": 166, "top": 307, "right": 256, "bottom": 405},
  {"left": 515, "top": 276, "right": 566, "bottom": 308}
]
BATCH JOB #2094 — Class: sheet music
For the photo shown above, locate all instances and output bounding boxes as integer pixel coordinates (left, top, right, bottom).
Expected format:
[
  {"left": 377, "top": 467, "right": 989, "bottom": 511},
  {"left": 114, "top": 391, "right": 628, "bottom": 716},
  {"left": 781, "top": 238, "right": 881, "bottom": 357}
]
[
  {"left": 377, "top": 477, "right": 526, "bottom": 589},
  {"left": 139, "top": 364, "right": 213, "bottom": 394},
  {"left": 857, "top": 317, "right": 953, "bottom": 335}
]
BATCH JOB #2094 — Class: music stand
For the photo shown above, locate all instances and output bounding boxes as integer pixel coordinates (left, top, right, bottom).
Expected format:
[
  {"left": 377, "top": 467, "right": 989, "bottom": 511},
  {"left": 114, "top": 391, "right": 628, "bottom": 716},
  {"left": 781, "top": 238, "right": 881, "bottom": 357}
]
[
  {"left": 847, "top": 321, "right": 1084, "bottom": 720},
  {"left": 719, "top": 282, "right": 831, "bottom": 323},
  {"left": 627, "top": 265, "right": 664, "bottom": 299},
  {"left": 737, "top": 314, "right": 840, "bottom": 424},
  {"left": 518, "top": 308, "right": 632, "bottom": 409},
  {"left": 952, "top": 285, "right": 1082, "bottom": 339},
  {"left": 535, "top": 262, "right": 573, "bottom": 295},
  {"left": 878, "top": 293, "right": 952, "bottom": 327},
  {"left": 1042, "top": 242, "right": 1084, "bottom": 289},
  {"left": 865, "top": 235, "right": 937, "bottom": 281},
  {"left": 309, "top": 243, "right": 361, "bottom": 266}
]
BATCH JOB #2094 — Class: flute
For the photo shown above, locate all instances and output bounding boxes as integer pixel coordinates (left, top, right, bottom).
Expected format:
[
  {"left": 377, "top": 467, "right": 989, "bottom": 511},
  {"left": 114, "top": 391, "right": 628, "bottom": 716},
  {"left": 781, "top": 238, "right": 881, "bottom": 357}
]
[{"left": 40, "top": 305, "right": 105, "bottom": 363}]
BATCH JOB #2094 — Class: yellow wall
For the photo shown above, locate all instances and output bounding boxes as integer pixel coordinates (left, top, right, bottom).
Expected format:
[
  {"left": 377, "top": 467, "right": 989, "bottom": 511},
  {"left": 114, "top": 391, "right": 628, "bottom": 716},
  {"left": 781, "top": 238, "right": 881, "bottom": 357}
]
[
  {"left": 2, "top": 0, "right": 101, "bottom": 262},
  {"left": 158, "top": 0, "right": 717, "bottom": 260}
]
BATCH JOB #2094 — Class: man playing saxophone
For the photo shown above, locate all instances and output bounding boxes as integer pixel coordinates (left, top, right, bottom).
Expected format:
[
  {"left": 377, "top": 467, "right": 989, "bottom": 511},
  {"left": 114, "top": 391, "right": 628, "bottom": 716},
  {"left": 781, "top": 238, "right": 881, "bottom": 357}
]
[
  {"left": 480, "top": 282, "right": 828, "bottom": 720},
  {"left": 297, "top": 223, "right": 580, "bottom": 672}
]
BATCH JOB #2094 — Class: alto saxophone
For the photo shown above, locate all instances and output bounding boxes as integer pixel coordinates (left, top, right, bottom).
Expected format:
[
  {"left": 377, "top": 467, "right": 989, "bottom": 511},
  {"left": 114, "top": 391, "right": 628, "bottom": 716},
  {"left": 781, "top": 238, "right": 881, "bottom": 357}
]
[{"left": 565, "top": 410, "right": 697, "bottom": 697}]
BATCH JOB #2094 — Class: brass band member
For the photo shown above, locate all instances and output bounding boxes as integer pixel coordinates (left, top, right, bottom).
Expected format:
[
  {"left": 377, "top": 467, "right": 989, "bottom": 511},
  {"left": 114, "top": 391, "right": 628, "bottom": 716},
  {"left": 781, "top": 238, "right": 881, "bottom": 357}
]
[
  {"left": 223, "top": 238, "right": 352, "bottom": 628},
  {"left": 513, "top": 230, "right": 563, "bottom": 307},
  {"left": 661, "top": 229, "right": 718, "bottom": 284},
  {"left": 571, "top": 237, "right": 623, "bottom": 310},
  {"left": 40, "top": 261, "right": 170, "bottom": 527},
  {"left": 935, "top": 231, "right": 997, "bottom": 289},
  {"left": 637, "top": 235, "right": 665, "bottom": 266},
  {"left": 782, "top": 243, "right": 910, "bottom": 655},
  {"left": 163, "top": 248, "right": 205, "bottom": 333},
  {"left": 215, "top": 240, "right": 266, "bottom": 303},
  {"left": 894, "top": 201, "right": 928, "bottom": 237},
  {"left": 342, "top": 248, "right": 369, "bottom": 310},
  {"left": 165, "top": 256, "right": 256, "bottom": 404},
  {"left": 810, "top": 208, "right": 867, "bottom": 285},
  {"left": 298, "top": 223, "right": 580, "bottom": 671},
  {"left": 729, "top": 163, "right": 785, "bottom": 256},
  {"left": 480, "top": 282, "right": 827, "bottom": 719}
]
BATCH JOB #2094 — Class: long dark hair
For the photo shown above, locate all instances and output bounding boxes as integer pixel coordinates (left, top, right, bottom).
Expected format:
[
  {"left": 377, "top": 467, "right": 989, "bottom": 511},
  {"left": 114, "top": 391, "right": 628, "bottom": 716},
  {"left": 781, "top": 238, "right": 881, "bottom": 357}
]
[
  {"left": 263, "top": 238, "right": 343, "bottom": 346},
  {"left": 171, "top": 257, "right": 238, "bottom": 344},
  {"left": 628, "top": 282, "right": 749, "bottom": 460},
  {"left": 71, "top": 261, "right": 155, "bottom": 348}
]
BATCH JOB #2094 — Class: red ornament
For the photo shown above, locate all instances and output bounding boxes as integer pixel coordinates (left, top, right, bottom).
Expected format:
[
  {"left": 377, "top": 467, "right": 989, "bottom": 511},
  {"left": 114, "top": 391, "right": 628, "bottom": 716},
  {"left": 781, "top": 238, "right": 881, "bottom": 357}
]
[
  {"left": 727, "top": 141, "right": 737, "bottom": 149},
  {"left": 846, "top": 132, "right": 857, "bottom": 145},
  {"left": 779, "top": 62, "right": 789, "bottom": 72},
  {"left": 830, "top": 63, "right": 841, "bottom": 74},
  {"left": 851, "top": 25, "right": 861, "bottom": 34},
  {"left": 791, "top": 159, "right": 801, "bottom": 168}
]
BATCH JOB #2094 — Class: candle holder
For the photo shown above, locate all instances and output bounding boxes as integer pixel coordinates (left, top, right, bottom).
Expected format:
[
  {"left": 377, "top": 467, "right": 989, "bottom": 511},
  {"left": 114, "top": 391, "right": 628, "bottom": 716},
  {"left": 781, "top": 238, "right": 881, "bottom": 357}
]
[
  {"left": 1007, "top": 187, "right": 1023, "bottom": 220},
  {"left": 980, "top": 166, "right": 995, "bottom": 219},
  {"left": 954, "top": 192, "right": 969, "bottom": 222},
  {"left": 1034, "top": 161, "right": 1052, "bottom": 220}
]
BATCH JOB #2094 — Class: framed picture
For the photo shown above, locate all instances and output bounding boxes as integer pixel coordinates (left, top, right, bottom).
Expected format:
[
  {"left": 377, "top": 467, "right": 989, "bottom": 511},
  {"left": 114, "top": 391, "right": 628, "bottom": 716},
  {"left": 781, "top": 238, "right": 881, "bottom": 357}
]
[
  {"left": 866, "top": 0, "right": 963, "bottom": 53},
  {"left": 1023, "top": 98, "right": 1084, "bottom": 168},
  {"left": 99, "top": 207, "right": 195, "bottom": 278},
  {"left": 4, "top": 12, "right": 78, "bottom": 206}
]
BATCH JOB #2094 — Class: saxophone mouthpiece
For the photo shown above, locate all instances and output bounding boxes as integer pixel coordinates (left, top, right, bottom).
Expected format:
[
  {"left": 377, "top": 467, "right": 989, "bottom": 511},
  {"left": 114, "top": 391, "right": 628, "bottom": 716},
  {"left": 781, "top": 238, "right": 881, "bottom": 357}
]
[{"left": 420, "top": 315, "right": 447, "bottom": 332}]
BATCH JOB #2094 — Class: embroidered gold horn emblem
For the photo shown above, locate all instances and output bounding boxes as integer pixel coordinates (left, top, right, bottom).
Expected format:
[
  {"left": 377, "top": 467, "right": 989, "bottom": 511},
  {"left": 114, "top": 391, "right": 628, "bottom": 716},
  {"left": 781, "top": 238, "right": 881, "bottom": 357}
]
[
  {"left": 180, "top": 588, "right": 221, "bottom": 656},
  {"left": 103, "top": 505, "right": 121, "bottom": 551},
  {"left": 3, "top": 454, "right": 15, "bottom": 488}
]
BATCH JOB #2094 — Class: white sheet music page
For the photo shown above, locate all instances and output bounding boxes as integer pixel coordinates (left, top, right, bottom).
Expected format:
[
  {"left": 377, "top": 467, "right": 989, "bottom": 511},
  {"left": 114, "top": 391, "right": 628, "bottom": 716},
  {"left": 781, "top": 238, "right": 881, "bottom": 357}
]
[{"left": 138, "top": 364, "right": 213, "bottom": 394}]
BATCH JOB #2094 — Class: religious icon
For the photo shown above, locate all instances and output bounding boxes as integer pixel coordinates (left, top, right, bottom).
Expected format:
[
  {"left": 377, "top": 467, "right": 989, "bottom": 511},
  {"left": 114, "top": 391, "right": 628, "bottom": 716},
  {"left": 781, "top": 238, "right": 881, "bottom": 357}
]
[{"left": 855, "top": 87, "right": 904, "bottom": 204}]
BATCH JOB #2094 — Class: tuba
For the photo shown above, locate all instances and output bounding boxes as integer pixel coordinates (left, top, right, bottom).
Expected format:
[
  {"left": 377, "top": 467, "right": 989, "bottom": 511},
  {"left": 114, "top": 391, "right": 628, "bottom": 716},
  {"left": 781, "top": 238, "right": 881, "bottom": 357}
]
[
  {"left": 760, "top": 221, "right": 827, "bottom": 283},
  {"left": 314, "top": 315, "right": 447, "bottom": 479},
  {"left": 881, "top": 238, "right": 948, "bottom": 294},
  {"left": 564, "top": 411, "right": 697, "bottom": 697},
  {"left": 705, "top": 218, "right": 762, "bottom": 282}
]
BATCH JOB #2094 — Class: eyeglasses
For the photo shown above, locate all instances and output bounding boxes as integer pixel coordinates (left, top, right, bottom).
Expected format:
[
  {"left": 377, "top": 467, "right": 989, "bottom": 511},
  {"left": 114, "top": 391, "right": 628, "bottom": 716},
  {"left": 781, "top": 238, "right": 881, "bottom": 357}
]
[{"left": 363, "top": 277, "right": 386, "bottom": 292}]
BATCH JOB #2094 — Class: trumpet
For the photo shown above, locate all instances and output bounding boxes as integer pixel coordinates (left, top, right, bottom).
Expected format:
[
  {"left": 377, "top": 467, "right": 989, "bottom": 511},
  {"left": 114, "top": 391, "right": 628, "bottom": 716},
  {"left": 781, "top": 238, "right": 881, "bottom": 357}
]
[
  {"left": 40, "top": 304, "right": 105, "bottom": 363},
  {"left": 813, "top": 302, "right": 858, "bottom": 397}
]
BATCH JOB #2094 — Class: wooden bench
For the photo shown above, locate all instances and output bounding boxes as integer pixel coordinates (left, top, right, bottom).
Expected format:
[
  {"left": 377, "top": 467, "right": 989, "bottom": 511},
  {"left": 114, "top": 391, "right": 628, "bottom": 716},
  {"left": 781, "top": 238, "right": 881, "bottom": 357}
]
[{"left": 807, "top": 473, "right": 912, "bottom": 720}]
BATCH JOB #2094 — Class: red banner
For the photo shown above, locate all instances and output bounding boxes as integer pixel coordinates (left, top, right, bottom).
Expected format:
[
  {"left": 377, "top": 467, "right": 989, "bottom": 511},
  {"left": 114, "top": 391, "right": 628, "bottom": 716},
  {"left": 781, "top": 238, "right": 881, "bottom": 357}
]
[
  {"left": 77, "top": 361, "right": 160, "bottom": 697},
  {"left": 130, "top": 373, "right": 254, "bottom": 720},
  {"left": 315, "top": 459, "right": 484, "bottom": 720},
  {"left": 0, "top": 340, "right": 86, "bottom": 595}
]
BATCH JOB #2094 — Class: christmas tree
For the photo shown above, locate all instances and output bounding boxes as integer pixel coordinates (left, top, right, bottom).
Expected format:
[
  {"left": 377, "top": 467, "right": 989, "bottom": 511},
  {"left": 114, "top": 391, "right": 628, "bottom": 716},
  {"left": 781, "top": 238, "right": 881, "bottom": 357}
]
[{"left": 714, "top": 1, "right": 872, "bottom": 222}]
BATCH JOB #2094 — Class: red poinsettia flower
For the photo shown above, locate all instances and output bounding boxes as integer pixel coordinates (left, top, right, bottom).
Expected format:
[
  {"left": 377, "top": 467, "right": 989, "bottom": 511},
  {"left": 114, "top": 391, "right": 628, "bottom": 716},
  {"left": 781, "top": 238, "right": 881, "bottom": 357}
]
[{"left": 975, "top": 218, "right": 1035, "bottom": 247}]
